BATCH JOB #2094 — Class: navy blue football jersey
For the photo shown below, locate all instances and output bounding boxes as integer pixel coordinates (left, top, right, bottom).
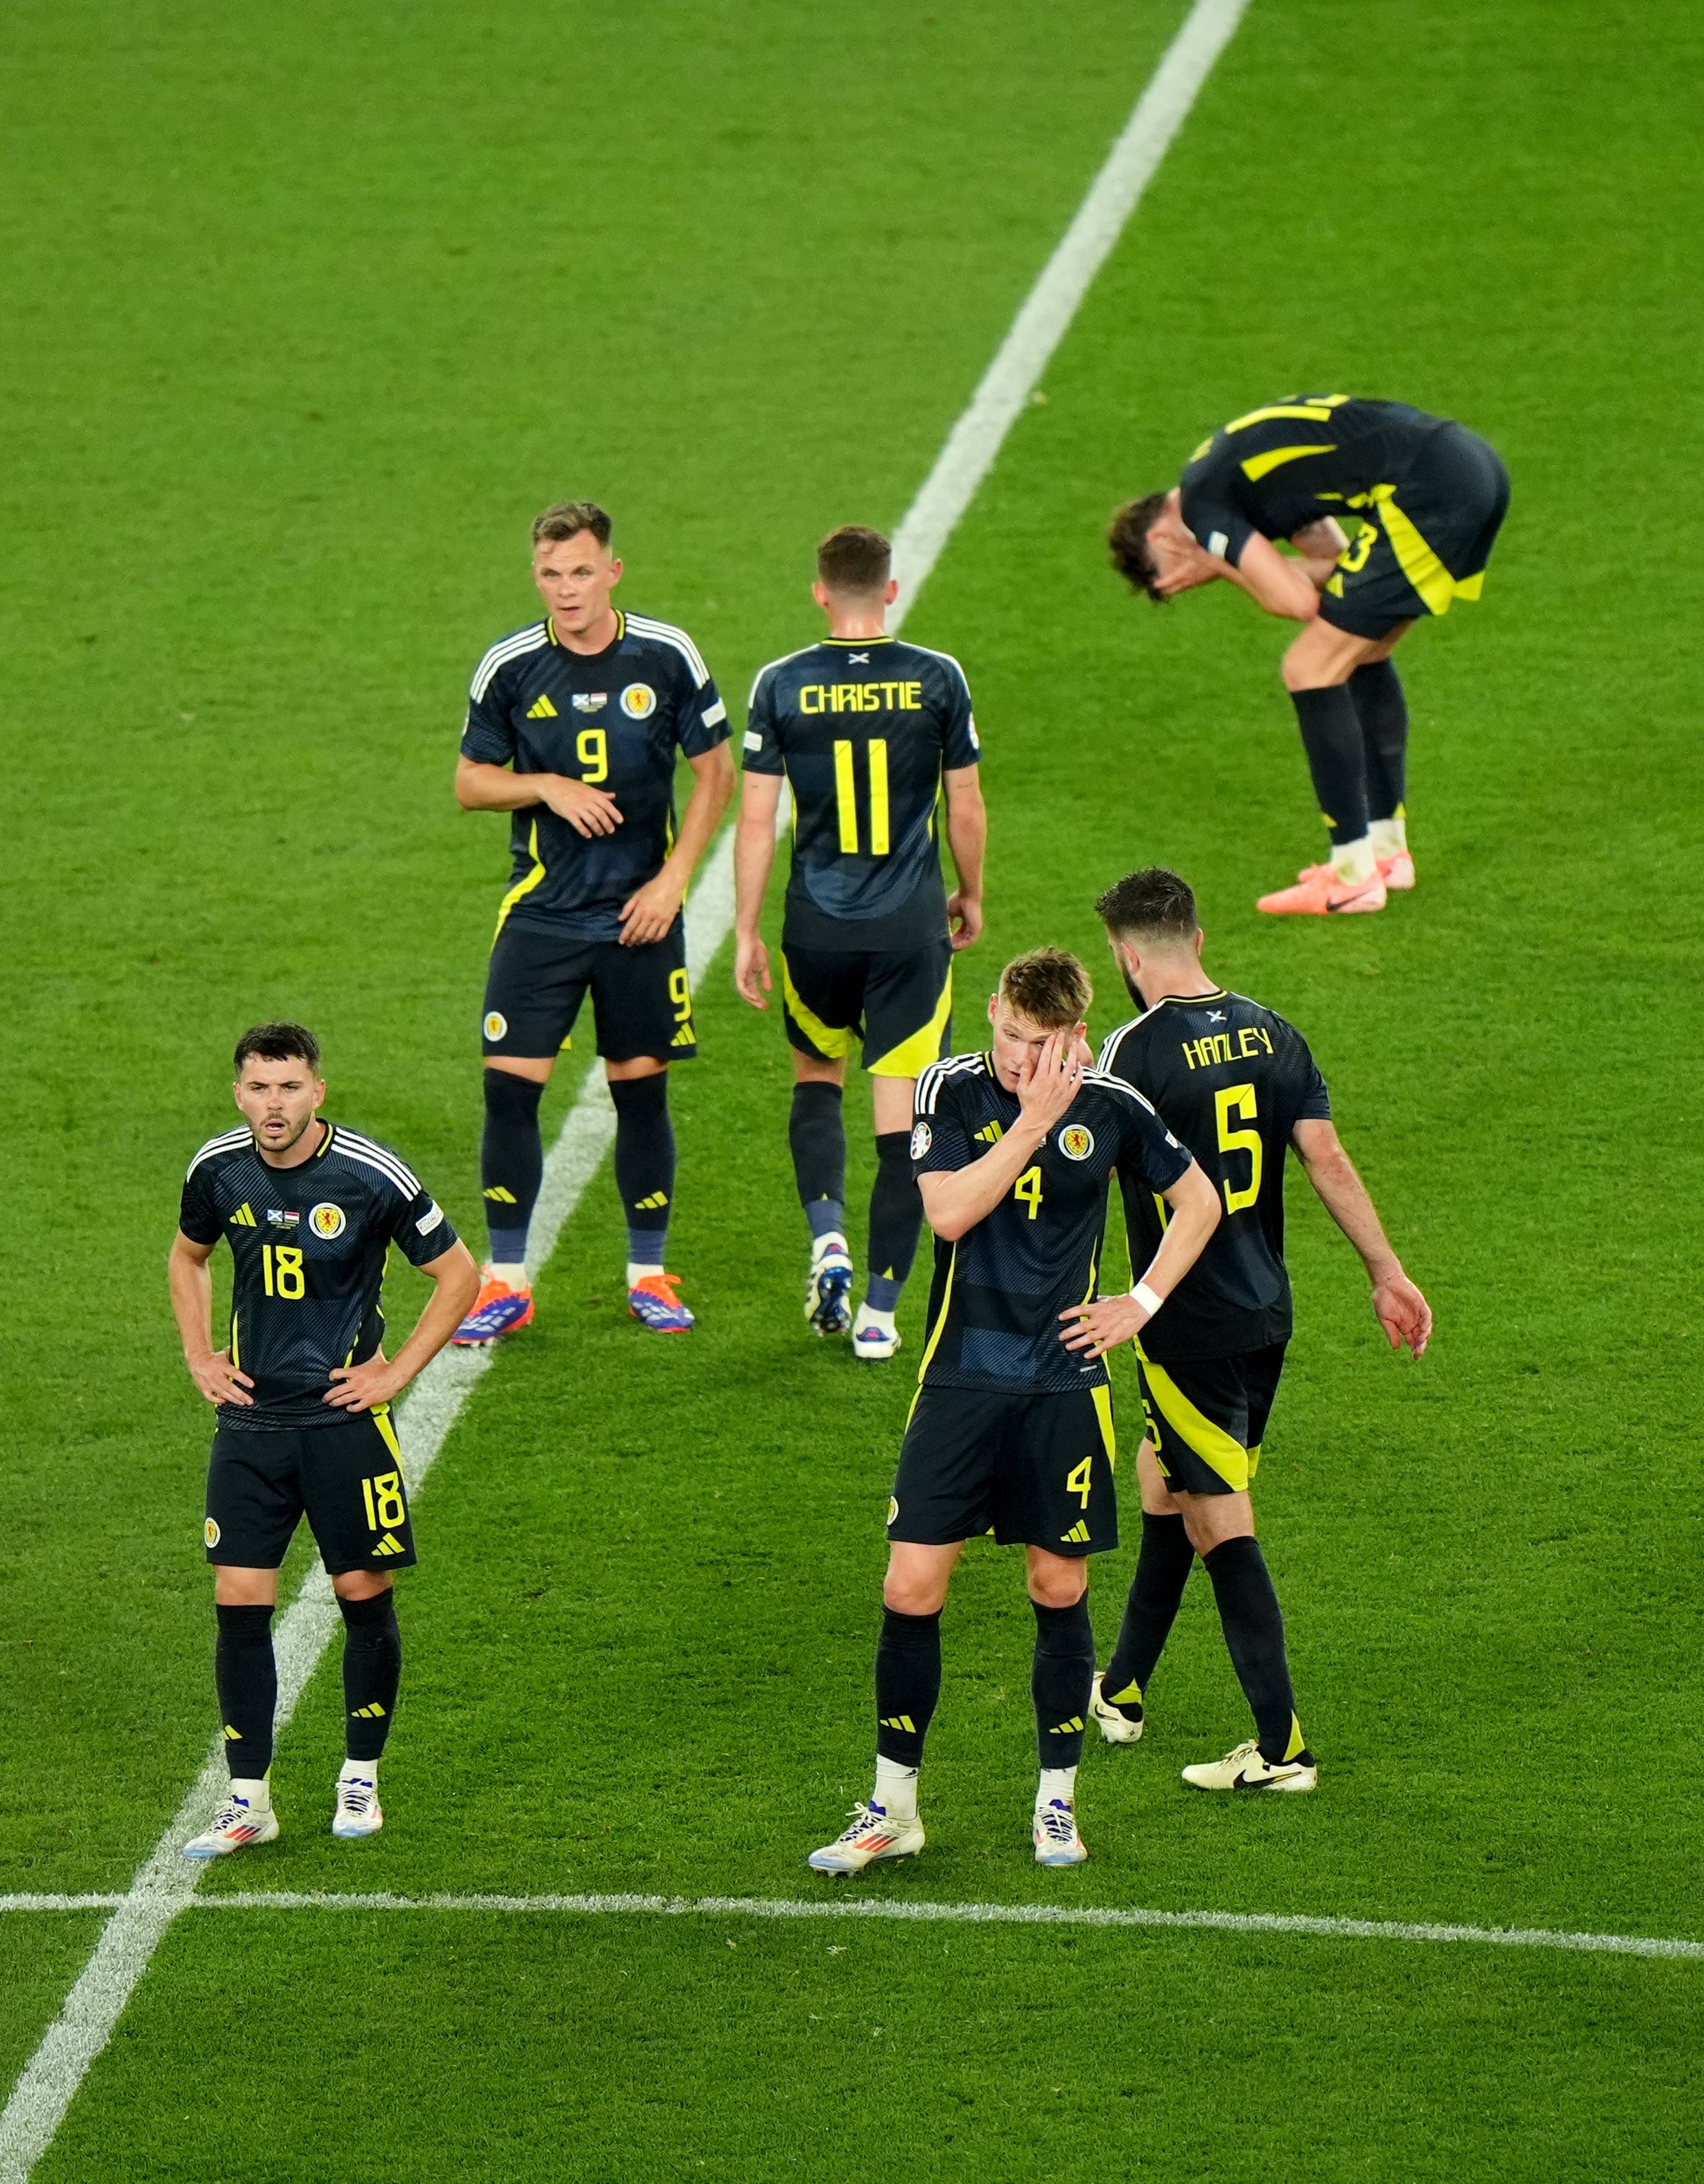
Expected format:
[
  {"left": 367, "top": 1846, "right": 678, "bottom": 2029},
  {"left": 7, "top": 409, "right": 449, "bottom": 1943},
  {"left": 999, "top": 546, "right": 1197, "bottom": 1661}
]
[
  {"left": 462, "top": 610, "right": 729, "bottom": 943},
  {"left": 178, "top": 1121, "right": 459, "bottom": 1431},
  {"left": 742, "top": 636, "right": 979, "bottom": 951},
  {"left": 911, "top": 1053, "right": 1192, "bottom": 1394}
]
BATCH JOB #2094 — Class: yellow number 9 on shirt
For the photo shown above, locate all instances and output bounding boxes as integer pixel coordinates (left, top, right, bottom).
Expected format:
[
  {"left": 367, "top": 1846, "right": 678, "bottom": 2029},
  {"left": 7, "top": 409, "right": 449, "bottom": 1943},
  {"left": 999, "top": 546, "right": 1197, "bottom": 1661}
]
[{"left": 576, "top": 727, "right": 608, "bottom": 783}]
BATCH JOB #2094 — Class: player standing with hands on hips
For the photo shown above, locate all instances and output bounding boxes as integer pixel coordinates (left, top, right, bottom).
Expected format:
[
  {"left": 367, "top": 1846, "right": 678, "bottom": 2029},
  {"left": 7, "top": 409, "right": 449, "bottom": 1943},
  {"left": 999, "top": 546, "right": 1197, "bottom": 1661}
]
[{"left": 169, "top": 1024, "right": 479, "bottom": 1855}]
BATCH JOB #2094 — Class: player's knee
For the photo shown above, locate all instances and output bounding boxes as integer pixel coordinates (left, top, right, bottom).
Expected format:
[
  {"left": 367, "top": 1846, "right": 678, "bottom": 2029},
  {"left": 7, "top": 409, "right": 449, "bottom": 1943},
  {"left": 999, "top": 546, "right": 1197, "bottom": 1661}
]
[
  {"left": 1026, "top": 1564, "right": 1088, "bottom": 1610},
  {"left": 883, "top": 1571, "right": 949, "bottom": 1616},
  {"left": 332, "top": 1571, "right": 393, "bottom": 1603}
]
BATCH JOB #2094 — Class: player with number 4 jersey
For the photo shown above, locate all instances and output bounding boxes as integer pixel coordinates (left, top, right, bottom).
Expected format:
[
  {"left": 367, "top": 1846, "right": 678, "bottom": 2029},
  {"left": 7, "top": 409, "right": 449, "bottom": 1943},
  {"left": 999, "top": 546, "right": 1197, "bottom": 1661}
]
[
  {"left": 807, "top": 950, "right": 1218, "bottom": 1878},
  {"left": 1088, "top": 870, "right": 1432, "bottom": 1794}
]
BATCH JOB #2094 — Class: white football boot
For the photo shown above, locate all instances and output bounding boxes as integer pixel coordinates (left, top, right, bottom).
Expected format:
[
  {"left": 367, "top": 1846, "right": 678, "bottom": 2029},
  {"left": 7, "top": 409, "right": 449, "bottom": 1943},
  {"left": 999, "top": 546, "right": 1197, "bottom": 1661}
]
[
  {"left": 182, "top": 1787, "right": 279, "bottom": 1859},
  {"left": 851, "top": 1304, "right": 901, "bottom": 1362},
  {"left": 806, "top": 1237, "right": 854, "bottom": 1337},
  {"left": 332, "top": 1769, "right": 385, "bottom": 1839},
  {"left": 1033, "top": 1798, "right": 1089, "bottom": 1866},
  {"left": 807, "top": 1802, "right": 925, "bottom": 1876},
  {"left": 1180, "top": 1738, "right": 1317, "bottom": 1793},
  {"left": 1090, "top": 1672, "right": 1144, "bottom": 1745}
]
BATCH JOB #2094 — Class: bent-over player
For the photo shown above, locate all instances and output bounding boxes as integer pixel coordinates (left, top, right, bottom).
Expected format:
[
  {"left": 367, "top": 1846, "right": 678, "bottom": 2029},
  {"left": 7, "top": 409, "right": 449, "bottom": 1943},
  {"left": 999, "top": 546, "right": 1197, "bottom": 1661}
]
[
  {"left": 1110, "top": 396, "right": 1509, "bottom": 914},
  {"left": 453, "top": 500, "right": 734, "bottom": 1342},
  {"left": 1088, "top": 869, "right": 1432, "bottom": 1790},
  {"left": 808, "top": 950, "right": 1219, "bottom": 1874},
  {"left": 735, "top": 524, "right": 986, "bottom": 1361},
  {"left": 169, "top": 1024, "right": 479, "bottom": 1855}
]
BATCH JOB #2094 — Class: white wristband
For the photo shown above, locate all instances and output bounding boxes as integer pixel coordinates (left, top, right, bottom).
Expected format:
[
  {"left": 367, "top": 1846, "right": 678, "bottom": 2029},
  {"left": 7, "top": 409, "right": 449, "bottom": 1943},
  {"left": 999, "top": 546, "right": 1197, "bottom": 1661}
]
[{"left": 1131, "top": 1281, "right": 1164, "bottom": 1317}]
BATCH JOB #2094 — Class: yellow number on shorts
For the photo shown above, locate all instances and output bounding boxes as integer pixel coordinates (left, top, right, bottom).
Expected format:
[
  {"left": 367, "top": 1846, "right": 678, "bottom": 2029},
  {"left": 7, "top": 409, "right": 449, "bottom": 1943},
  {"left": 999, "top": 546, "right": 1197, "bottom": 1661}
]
[
  {"left": 669, "top": 968, "right": 693, "bottom": 1023},
  {"left": 360, "top": 1471, "right": 407, "bottom": 1532},
  {"left": 261, "top": 1244, "right": 305, "bottom": 1299},
  {"left": 1214, "top": 1083, "right": 1262, "bottom": 1214},
  {"left": 1066, "top": 1456, "right": 1093, "bottom": 1510},
  {"left": 1337, "top": 521, "right": 1378, "bottom": 575},
  {"left": 576, "top": 726, "right": 608, "bottom": 783},
  {"left": 1013, "top": 1165, "right": 1044, "bottom": 1220}
]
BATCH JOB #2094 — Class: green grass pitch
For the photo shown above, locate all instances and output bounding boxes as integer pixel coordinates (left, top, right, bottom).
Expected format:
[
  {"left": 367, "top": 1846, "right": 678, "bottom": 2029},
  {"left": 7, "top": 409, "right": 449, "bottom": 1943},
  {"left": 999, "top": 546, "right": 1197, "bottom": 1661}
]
[{"left": 2, "top": 0, "right": 1701, "bottom": 2175}]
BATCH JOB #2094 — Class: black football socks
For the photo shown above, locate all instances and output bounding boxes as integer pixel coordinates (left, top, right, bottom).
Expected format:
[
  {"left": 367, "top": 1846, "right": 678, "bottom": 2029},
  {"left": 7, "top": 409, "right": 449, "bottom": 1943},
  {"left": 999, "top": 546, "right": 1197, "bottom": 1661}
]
[
  {"left": 1348, "top": 658, "right": 1409, "bottom": 825},
  {"left": 1031, "top": 1598, "right": 1095, "bottom": 1768},
  {"left": 874, "top": 1606, "right": 942, "bottom": 1771},
  {"left": 1289, "top": 684, "right": 1370, "bottom": 849},
  {"left": 1202, "top": 1536, "right": 1307, "bottom": 1764},
  {"left": 1101, "top": 1511, "right": 1196, "bottom": 1720},
  {"left": 790, "top": 1081, "right": 848, "bottom": 1243},
  {"left": 339, "top": 1590, "right": 402, "bottom": 1763},
  {"left": 481, "top": 1068, "right": 545, "bottom": 1271},
  {"left": 215, "top": 1602, "right": 277, "bottom": 1780},
  {"left": 610, "top": 1072, "right": 676, "bottom": 1270},
  {"left": 865, "top": 1130, "right": 924, "bottom": 1312}
]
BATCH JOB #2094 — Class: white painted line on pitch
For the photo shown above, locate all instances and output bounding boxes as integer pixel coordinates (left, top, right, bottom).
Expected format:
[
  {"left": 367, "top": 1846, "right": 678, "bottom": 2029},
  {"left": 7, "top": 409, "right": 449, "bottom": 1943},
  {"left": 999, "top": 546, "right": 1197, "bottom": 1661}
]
[{"left": 0, "top": 8, "right": 1249, "bottom": 2171}]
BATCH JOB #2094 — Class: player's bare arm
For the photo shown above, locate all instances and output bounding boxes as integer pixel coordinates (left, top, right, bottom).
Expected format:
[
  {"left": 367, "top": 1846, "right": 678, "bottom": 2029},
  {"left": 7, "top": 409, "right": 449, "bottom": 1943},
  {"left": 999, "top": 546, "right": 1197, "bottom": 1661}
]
[
  {"left": 454, "top": 754, "right": 623, "bottom": 840},
  {"left": 917, "top": 1031, "right": 1082, "bottom": 1242},
  {"left": 169, "top": 1230, "right": 255, "bottom": 1406},
  {"left": 325, "top": 1238, "right": 482, "bottom": 1412},
  {"left": 1059, "top": 1158, "right": 1220, "bottom": 1359},
  {"left": 619, "top": 739, "right": 736, "bottom": 947},
  {"left": 942, "top": 764, "right": 986, "bottom": 951},
  {"left": 1291, "top": 1116, "right": 1432, "bottom": 1355},
  {"left": 732, "top": 767, "right": 783, "bottom": 1007}
]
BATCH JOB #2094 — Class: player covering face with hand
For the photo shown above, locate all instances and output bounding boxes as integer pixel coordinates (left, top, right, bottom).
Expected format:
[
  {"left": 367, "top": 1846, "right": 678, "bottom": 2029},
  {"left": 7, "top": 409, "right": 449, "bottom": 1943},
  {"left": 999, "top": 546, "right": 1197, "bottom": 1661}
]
[{"left": 808, "top": 951, "right": 1220, "bottom": 1877}]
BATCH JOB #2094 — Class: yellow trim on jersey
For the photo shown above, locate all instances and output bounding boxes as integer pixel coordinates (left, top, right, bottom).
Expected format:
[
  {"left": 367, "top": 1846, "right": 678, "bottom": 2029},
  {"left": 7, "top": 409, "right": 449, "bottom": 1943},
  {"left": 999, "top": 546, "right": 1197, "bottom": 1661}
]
[
  {"left": 832, "top": 740, "right": 858, "bottom": 852},
  {"left": 781, "top": 953, "right": 859, "bottom": 1059},
  {"left": 1091, "top": 1382, "right": 1115, "bottom": 1470},
  {"left": 907, "top": 1243, "right": 958, "bottom": 1425},
  {"left": 493, "top": 820, "right": 548, "bottom": 939},
  {"left": 314, "top": 1122, "right": 335, "bottom": 1158},
  {"left": 1225, "top": 399, "right": 1348, "bottom": 433},
  {"left": 230, "top": 1312, "right": 240, "bottom": 1372},
  {"left": 548, "top": 610, "right": 624, "bottom": 647},
  {"left": 1240, "top": 443, "right": 1337, "bottom": 483},
  {"left": 372, "top": 1403, "right": 403, "bottom": 1465},
  {"left": 1135, "top": 1343, "right": 1251, "bottom": 1491},
  {"left": 867, "top": 737, "right": 889, "bottom": 856},
  {"left": 867, "top": 963, "right": 953, "bottom": 1079}
]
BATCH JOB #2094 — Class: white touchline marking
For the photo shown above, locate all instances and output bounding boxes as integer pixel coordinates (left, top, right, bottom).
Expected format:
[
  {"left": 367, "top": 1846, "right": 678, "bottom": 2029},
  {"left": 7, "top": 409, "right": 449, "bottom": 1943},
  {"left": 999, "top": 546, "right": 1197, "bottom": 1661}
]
[
  {"left": 1, "top": 1890, "right": 1696, "bottom": 1965},
  {"left": 0, "top": 5, "right": 1250, "bottom": 2169}
]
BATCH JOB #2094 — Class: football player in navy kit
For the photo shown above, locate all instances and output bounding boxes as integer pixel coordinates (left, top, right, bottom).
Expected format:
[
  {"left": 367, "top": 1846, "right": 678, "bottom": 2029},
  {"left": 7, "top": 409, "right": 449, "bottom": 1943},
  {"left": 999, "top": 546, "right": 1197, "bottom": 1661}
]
[
  {"left": 453, "top": 501, "right": 735, "bottom": 1341},
  {"left": 808, "top": 950, "right": 1220, "bottom": 1875},
  {"left": 169, "top": 1024, "right": 478, "bottom": 1855}
]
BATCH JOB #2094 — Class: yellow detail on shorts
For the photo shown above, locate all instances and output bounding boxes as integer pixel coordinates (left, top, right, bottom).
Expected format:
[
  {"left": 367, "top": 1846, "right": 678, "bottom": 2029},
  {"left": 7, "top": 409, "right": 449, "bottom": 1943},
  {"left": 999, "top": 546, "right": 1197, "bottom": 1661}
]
[
  {"left": 833, "top": 740, "right": 858, "bottom": 852},
  {"left": 494, "top": 820, "right": 547, "bottom": 938},
  {"left": 1240, "top": 444, "right": 1337, "bottom": 483},
  {"left": 1091, "top": 1382, "right": 1115, "bottom": 1465},
  {"left": 1136, "top": 1347, "right": 1252, "bottom": 1492},
  {"left": 781, "top": 953, "right": 859, "bottom": 1059},
  {"left": 1065, "top": 1456, "right": 1093, "bottom": 1510},
  {"left": 373, "top": 1533, "right": 406, "bottom": 1556},
  {"left": 1059, "top": 1519, "right": 1090, "bottom": 1545},
  {"left": 1453, "top": 570, "right": 1485, "bottom": 601},
  {"left": 1343, "top": 484, "right": 1482, "bottom": 616},
  {"left": 867, "top": 963, "right": 953, "bottom": 1079},
  {"left": 372, "top": 1405, "right": 403, "bottom": 1467}
]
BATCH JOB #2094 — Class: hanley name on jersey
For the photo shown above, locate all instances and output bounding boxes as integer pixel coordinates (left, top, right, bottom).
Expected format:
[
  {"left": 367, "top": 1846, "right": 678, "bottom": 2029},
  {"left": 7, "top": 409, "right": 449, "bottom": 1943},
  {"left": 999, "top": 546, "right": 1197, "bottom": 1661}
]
[
  {"left": 911, "top": 1053, "right": 1191, "bottom": 1394},
  {"left": 1097, "top": 991, "right": 1331, "bottom": 1361},
  {"left": 179, "top": 1122, "right": 460, "bottom": 1430},
  {"left": 742, "top": 636, "right": 979, "bottom": 952},
  {"left": 462, "top": 609, "right": 729, "bottom": 943}
]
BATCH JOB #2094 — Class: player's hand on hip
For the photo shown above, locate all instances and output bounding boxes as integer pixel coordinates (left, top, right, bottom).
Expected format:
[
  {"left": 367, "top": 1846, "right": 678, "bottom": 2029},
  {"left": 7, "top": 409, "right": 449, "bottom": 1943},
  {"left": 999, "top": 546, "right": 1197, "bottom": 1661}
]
[
  {"left": 1059, "top": 1290, "right": 1149, "bottom": 1360},
  {"left": 1017, "top": 1032, "right": 1083, "bottom": 1132},
  {"left": 542, "top": 776, "right": 623, "bottom": 838},
  {"left": 618, "top": 872, "right": 683, "bottom": 947},
  {"left": 734, "top": 934, "right": 771, "bottom": 1008},
  {"left": 187, "top": 1349, "right": 254, "bottom": 1407},
  {"left": 947, "top": 891, "right": 982, "bottom": 951},
  {"left": 325, "top": 1356, "right": 405, "bottom": 1414},
  {"left": 1372, "top": 1272, "right": 1432, "bottom": 1358}
]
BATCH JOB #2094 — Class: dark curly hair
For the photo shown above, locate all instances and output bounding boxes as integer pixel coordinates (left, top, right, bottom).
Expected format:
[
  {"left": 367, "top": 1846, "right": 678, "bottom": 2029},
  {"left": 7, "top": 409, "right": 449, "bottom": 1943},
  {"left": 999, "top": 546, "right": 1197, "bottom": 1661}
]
[{"left": 1107, "top": 493, "right": 1171, "bottom": 603}]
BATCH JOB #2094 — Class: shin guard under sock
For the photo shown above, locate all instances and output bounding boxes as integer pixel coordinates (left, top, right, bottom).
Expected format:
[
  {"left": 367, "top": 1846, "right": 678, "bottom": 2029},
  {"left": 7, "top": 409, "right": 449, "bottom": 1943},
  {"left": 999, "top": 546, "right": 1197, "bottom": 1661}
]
[
  {"left": 1103, "top": 1512, "right": 1195, "bottom": 1714},
  {"left": 610, "top": 1072, "right": 675, "bottom": 1264},
  {"left": 1289, "top": 684, "right": 1370, "bottom": 848},
  {"left": 339, "top": 1590, "right": 402, "bottom": 1762},
  {"left": 481, "top": 1068, "right": 545, "bottom": 1266},
  {"left": 790, "top": 1082, "right": 847, "bottom": 1237},
  {"left": 1202, "top": 1535, "right": 1304, "bottom": 1762},
  {"left": 874, "top": 1605, "right": 942, "bottom": 1769},
  {"left": 865, "top": 1131, "right": 924, "bottom": 1312},
  {"left": 1031, "top": 1597, "right": 1095, "bottom": 1767},
  {"left": 1349, "top": 658, "right": 1409, "bottom": 825},
  {"left": 215, "top": 1602, "right": 277, "bottom": 1779}
]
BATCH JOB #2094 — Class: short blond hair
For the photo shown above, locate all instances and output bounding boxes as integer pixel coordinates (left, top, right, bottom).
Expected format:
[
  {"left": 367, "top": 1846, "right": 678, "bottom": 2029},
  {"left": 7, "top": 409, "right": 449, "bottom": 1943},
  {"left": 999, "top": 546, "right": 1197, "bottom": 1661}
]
[
  {"left": 532, "top": 499, "right": 612, "bottom": 548},
  {"left": 997, "top": 947, "right": 1092, "bottom": 1029}
]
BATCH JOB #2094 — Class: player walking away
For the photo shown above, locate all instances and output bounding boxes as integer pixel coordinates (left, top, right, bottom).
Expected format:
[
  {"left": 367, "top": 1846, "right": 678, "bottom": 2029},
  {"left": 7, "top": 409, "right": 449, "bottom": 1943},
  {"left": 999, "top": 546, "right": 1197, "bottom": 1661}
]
[
  {"left": 169, "top": 1024, "right": 479, "bottom": 1856},
  {"left": 452, "top": 500, "right": 735, "bottom": 1342},
  {"left": 1086, "top": 870, "right": 1432, "bottom": 1791},
  {"left": 808, "top": 951, "right": 1220, "bottom": 1874},
  {"left": 735, "top": 525, "right": 986, "bottom": 1361},
  {"left": 1109, "top": 396, "right": 1510, "bottom": 915}
]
